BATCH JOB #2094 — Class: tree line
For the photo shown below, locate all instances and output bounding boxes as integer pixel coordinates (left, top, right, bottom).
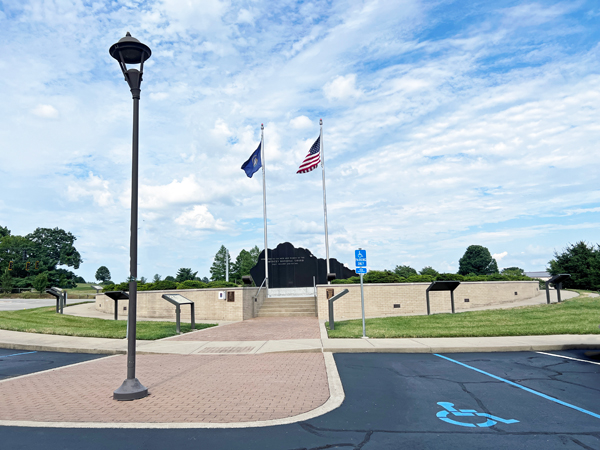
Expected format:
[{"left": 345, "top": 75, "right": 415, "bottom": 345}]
[
  {"left": 100, "top": 244, "right": 261, "bottom": 291},
  {"left": 0, "top": 226, "right": 83, "bottom": 293}
]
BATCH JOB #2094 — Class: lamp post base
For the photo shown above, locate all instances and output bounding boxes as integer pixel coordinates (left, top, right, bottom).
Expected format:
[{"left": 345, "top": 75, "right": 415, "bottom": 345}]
[{"left": 113, "top": 378, "right": 148, "bottom": 401}]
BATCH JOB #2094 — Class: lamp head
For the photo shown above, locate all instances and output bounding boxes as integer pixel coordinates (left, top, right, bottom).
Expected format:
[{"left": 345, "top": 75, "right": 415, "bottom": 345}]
[{"left": 109, "top": 32, "right": 151, "bottom": 66}]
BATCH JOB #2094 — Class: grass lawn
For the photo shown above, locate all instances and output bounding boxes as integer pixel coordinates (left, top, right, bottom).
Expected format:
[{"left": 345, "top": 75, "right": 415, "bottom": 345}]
[
  {"left": 326, "top": 292, "right": 600, "bottom": 338},
  {"left": 0, "top": 304, "right": 216, "bottom": 340}
]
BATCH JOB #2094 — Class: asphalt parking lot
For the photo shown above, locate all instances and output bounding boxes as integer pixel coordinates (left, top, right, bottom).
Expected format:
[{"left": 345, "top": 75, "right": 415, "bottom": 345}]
[
  {"left": 1, "top": 350, "right": 599, "bottom": 449},
  {"left": 0, "top": 348, "right": 106, "bottom": 380}
]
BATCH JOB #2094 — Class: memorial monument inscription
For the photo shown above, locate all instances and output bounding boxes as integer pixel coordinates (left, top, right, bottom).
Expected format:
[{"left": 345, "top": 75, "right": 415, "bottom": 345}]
[{"left": 250, "top": 242, "right": 355, "bottom": 288}]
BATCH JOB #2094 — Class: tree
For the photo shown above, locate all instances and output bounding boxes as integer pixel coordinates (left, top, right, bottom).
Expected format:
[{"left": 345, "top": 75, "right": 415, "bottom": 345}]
[
  {"left": 0, "top": 235, "right": 36, "bottom": 279},
  {"left": 420, "top": 266, "right": 439, "bottom": 277},
  {"left": 0, "top": 226, "right": 10, "bottom": 238},
  {"left": 231, "top": 249, "right": 255, "bottom": 284},
  {"left": 1, "top": 269, "right": 12, "bottom": 293},
  {"left": 210, "top": 246, "right": 230, "bottom": 281},
  {"left": 201, "top": 276, "right": 209, "bottom": 283},
  {"left": 249, "top": 246, "right": 261, "bottom": 265},
  {"left": 33, "top": 272, "right": 48, "bottom": 293},
  {"left": 394, "top": 265, "right": 417, "bottom": 278},
  {"left": 458, "top": 245, "right": 499, "bottom": 275},
  {"left": 164, "top": 275, "right": 176, "bottom": 282},
  {"left": 153, "top": 274, "right": 161, "bottom": 282},
  {"left": 176, "top": 268, "right": 198, "bottom": 283},
  {"left": 95, "top": 266, "right": 111, "bottom": 283},
  {"left": 26, "top": 227, "right": 82, "bottom": 270},
  {"left": 139, "top": 276, "right": 147, "bottom": 284},
  {"left": 501, "top": 267, "right": 525, "bottom": 277},
  {"left": 548, "top": 241, "right": 600, "bottom": 290}
]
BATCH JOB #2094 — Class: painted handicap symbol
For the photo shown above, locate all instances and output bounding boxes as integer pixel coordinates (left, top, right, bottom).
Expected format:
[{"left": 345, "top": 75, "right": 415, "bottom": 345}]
[{"left": 436, "top": 402, "right": 519, "bottom": 428}]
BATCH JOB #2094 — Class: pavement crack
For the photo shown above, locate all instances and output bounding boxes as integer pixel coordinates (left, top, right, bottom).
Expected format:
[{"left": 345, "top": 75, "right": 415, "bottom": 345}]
[
  {"left": 299, "top": 422, "right": 329, "bottom": 437},
  {"left": 355, "top": 431, "right": 373, "bottom": 449},
  {"left": 570, "top": 437, "right": 598, "bottom": 450}
]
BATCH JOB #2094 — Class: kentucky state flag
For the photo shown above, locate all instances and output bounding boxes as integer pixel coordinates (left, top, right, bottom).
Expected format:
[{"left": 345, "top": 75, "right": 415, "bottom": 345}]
[{"left": 241, "top": 143, "right": 262, "bottom": 178}]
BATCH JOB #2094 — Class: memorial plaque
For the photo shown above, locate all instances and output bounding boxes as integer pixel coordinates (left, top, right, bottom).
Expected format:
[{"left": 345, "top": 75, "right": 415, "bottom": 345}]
[{"left": 249, "top": 242, "right": 355, "bottom": 288}]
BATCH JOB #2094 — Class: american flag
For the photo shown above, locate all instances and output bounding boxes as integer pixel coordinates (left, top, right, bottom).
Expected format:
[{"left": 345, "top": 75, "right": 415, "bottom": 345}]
[{"left": 296, "top": 136, "right": 321, "bottom": 174}]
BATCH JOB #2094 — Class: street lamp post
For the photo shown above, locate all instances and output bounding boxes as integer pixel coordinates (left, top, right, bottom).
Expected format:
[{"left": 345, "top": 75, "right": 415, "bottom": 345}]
[{"left": 109, "top": 32, "right": 151, "bottom": 401}]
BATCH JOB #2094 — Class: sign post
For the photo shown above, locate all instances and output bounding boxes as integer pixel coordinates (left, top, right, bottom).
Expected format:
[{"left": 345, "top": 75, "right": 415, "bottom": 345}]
[{"left": 355, "top": 249, "right": 368, "bottom": 338}]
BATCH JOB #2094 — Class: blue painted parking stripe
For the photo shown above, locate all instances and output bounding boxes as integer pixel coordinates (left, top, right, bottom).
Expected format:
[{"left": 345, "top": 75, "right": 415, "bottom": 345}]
[
  {"left": 435, "top": 353, "right": 600, "bottom": 420},
  {"left": 0, "top": 351, "right": 37, "bottom": 358}
]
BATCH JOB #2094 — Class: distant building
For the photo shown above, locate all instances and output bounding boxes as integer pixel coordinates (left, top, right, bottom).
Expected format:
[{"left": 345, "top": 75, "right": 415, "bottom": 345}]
[{"left": 525, "top": 271, "right": 551, "bottom": 281}]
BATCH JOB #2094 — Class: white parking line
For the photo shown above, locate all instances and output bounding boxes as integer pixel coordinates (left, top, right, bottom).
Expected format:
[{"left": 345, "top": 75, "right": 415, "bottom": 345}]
[{"left": 536, "top": 351, "right": 600, "bottom": 366}]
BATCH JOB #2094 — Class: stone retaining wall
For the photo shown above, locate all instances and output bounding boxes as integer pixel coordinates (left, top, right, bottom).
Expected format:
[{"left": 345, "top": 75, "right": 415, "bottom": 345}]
[
  {"left": 95, "top": 287, "right": 267, "bottom": 322},
  {"left": 95, "top": 281, "right": 539, "bottom": 322},
  {"left": 317, "top": 281, "right": 539, "bottom": 321}
]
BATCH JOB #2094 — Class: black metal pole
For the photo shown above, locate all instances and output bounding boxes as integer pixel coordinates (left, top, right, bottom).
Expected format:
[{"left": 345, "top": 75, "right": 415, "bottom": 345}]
[
  {"left": 128, "top": 94, "right": 139, "bottom": 380},
  {"left": 546, "top": 282, "right": 550, "bottom": 304},
  {"left": 557, "top": 283, "right": 562, "bottom": 303},
  {"left": 426, "top": 291, "right": 430, "bottom": 315},
  {"left": 191, "top": 303, "right": 195, "bottom": 330},
  {"left": 450, "top": 291, "right": 455, "bottom": 314},
  {"left": 329, "top": 299, "right": 334, "bottom": 330},
  {"left": 113, "top": 70, "right": 148, "bottom": 401}
]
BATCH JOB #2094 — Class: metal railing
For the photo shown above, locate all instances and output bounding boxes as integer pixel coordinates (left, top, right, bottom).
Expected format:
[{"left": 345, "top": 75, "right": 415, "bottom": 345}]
[{"left": 328, "top": 289, "right": 349, "bottom": 330}]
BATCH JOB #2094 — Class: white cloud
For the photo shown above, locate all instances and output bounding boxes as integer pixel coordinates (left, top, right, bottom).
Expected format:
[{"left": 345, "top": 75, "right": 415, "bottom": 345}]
[
  {"left": 323, "top": 74, "right": 362, "bottom": 100},
  {"left": 139, "top": 175, "right": 205, "bottom": 209},
  {"left": 290, "top": 115, "right": 313, "bottom": 129},
  {"left": 1, "top": 0, "right": 599, "bottom": 283},
  {"left": 236, "top": 9, "right": 254, "bottom": 24},
  {"left": 493, "top": 251, "right": 508, "bottom": 261},
  {"left": 32, "top": 104, "right": 59, "bottom": 119},
  {"left": 175, "top": 205, "right": 226, "bottom": 230},
  {"left": 149, "top": 92, "right": 169, "bottom": 101},
  {"left": 66, "top": 172, "right": 113, "bottom": 207}
]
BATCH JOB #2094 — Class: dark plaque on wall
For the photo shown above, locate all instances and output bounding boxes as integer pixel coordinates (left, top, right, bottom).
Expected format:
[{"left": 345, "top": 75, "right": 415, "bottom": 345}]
[{"left": 249, "top": 242, "right": 355, "bottom": 288}]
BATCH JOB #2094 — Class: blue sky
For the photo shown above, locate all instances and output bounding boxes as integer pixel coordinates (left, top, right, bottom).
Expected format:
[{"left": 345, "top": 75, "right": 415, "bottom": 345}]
[{"left": 0, "top": 0, "right": 599, "bottom": 282}]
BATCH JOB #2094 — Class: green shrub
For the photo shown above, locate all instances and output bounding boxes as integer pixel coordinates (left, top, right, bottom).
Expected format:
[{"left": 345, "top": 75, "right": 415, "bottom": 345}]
[
  {"left": 406, "top": 274, "right": 435, "bottom": 283},
  {"left": 332, "top": 276, "right": 361, "bottom": 284},
  {"left": 177, "top": 280, "right": 207, "bottom": 290},
  {"left": 33, "top": 272, "right": 49, "bottom": 293},
  {"left": 363, "top": 270, "right": 401, "bottom": 283},
  {"left": 435, "top": 273, "right": 464, "bottom": 281},
  {"left": 206, "top": 280, "right": 238, "bottom": 288}
]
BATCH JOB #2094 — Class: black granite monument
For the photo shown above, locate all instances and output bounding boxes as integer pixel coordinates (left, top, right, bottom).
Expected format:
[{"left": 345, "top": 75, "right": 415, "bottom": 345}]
[{"left": 249, "top": 242, "right": 355, "bottom": 288}]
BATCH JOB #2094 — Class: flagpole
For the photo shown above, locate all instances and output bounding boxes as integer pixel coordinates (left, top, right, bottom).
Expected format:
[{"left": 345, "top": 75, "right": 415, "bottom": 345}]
[
  {"left": 320, "top": 119, "right": 331, "bottom": 284},
  {"left": 261, "top": 124, "right": 269, "bottom": 289}
]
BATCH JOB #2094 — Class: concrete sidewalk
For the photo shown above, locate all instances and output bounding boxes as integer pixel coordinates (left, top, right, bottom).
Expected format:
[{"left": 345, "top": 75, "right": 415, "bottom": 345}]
[{"left": 0, "top": 323, "right": 599, "bottom": 356}]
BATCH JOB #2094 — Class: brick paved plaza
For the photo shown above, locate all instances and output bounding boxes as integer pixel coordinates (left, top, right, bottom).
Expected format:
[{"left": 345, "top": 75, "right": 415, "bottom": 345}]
[{"left": 0, "top": 352, "right": 329, "bottom": 424}]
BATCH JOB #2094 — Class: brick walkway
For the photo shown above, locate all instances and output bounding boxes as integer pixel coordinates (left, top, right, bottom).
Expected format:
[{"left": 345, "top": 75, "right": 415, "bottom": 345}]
[
  {"left": 171, "top": 317, "right": 321, "bottom": 341},
  {"left": 0, "top": 353, "right": 329, "bottom": 424}
]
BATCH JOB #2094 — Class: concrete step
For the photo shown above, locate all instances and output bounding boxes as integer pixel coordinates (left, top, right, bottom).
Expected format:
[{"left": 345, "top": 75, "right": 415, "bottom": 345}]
[
  {"left": 257, "top": 296, "right": 317, "bottom": 317},
  {"left": 260, "top": 301, "right": 315, "bottom": 308},
  {"left": 257, "top": 311, "right": 316, "bottom": 317},
  {"left": 259, "top": 307, "right": 316, "bottom": 313},
  {"left": 268, "top": 287, "right": 315, "bottom": 298}
]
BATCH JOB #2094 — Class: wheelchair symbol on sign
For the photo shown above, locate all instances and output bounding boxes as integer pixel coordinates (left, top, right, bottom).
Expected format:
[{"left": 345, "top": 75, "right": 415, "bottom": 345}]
[{"left": 436, "top": 402, "right": 519, "bottom": 428}]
